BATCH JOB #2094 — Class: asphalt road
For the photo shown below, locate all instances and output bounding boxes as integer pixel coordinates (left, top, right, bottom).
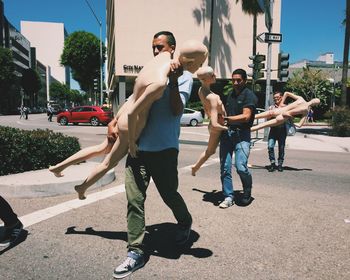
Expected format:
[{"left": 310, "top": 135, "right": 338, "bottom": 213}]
[{"left": 0, "top": 114, "right": 349, "bottom": 280}]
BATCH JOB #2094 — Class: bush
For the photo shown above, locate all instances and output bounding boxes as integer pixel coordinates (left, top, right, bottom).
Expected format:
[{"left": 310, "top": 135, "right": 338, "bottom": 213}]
[
  {"left": 0, "top": 126, "right": 80, "bottom": 176},
  {"left": 329, "top": 107, "right": 350, "bottom": 137}
]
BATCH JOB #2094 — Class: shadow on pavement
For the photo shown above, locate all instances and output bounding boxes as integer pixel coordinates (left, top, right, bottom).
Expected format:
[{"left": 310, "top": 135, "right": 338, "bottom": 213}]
[
  {"left": 250, "top": 165, "right": 312, "bottom": 172},
  {"left": 192, "top": 188, "right": 254, "bottom": 207},
  {"left": 0, "top": 229, "right": 29, "bottom": 256},
  {"left": 144, "top": 222, "right": 212, "bottom": 261},
  {"left": 65, "top": 226, "right": 127, "bottom": 240},
  {"left": 297, "top": 127, "right": 332, "bottom": 135},
  {"left": 65, "top": 223, "right": 212, "bottom": 262}
]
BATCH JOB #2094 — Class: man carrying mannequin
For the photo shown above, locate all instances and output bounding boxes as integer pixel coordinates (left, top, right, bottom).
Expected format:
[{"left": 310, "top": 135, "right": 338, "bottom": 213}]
[{"left": 113, "top": 31, "right": 194, "bottom": 279}]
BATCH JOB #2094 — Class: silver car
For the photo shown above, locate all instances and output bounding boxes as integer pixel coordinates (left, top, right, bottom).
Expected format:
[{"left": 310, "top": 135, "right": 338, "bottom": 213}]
[{"left": 181, "top": 108, "right": 203, "bottom": 126}]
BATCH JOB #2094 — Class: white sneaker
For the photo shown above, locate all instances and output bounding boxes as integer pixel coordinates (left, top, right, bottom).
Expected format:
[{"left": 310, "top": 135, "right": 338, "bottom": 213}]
[
  {"left": 113, "top": 251, "right": 145, "bottom": 279},
  {"left": 219, "top": 197, "right": 233, "bottom": 209}
]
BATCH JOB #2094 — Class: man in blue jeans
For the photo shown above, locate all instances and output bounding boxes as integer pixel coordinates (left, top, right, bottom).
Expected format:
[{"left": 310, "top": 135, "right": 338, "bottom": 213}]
[
  {"left": 267, "top": 91, "right": 287, "bottom": 172},
  {"left": 112, "top": 31, "right": 193, "bottom": 279},
  {"left": 220, "top": 69, "right": 257, "bottom": 208}
]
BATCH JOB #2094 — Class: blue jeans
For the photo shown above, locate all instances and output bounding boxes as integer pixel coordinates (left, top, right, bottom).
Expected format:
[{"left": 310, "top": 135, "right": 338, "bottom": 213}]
[
  {"left": 268, "top": 126, "right": 287, "bottom": 166},
  {"left": 219, "top": 129, "right": 252, "bottom": 200}
]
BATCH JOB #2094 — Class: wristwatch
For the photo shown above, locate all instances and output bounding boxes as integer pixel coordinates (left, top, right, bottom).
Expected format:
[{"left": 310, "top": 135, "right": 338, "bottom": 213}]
[{"left": 224, "top": 117, "right": 229, "bottom": 126}]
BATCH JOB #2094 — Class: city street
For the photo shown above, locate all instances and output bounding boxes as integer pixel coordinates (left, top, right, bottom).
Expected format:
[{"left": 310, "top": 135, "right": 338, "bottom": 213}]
[{"left": 0, "top": 114, "right": 349, "bottom": 280}]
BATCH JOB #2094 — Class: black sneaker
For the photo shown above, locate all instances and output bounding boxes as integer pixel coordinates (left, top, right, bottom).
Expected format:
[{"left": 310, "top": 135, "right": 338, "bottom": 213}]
[
  {"left": 113, "top": 251, "right": 145, "bottom": 279},
  {"left": 268, "top": 163, "right": 276, "bottom": 172},
  {"left": 241, "top": 188, "right": 252, "bottom": 205},
  {"left": 175, "top": 222, "right": 192, "bottom": 245},
  {"left": 0, "top": 220, "right": 23, "bottom": 247},
  {"left": 277, "top": 165, "right": 283, "bottom": 172}
]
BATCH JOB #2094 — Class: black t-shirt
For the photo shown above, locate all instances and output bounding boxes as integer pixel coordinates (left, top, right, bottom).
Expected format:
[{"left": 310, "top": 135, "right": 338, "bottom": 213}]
[{"left": 225, "top": 87, "right": 257, "bottom": 130}]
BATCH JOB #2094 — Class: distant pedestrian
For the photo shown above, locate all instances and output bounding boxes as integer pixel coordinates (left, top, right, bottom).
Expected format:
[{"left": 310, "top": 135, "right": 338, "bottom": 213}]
[
  {"left": 23, "top": 106, "right": 29, "bottom": 120},
  {"left": 0, "top": 196, "right": 23, "bottom": 247},
  {"left": 307, "top": 108, "right": 314, "bottom": 123},
  {"left": 19, "top": 106, "right": 25, "bottom": 119},
  {"left": 47, "top": 104, "right": 54, "bottom": 122}
]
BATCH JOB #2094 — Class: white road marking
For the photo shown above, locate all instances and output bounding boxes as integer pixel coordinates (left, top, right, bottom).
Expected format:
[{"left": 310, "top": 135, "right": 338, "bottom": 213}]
[
  {"left": 19, "top": 184, "right": 126, "bottom": 228},
  {"left": 15, "top": 152, "right": 260, "bottom": 228}
]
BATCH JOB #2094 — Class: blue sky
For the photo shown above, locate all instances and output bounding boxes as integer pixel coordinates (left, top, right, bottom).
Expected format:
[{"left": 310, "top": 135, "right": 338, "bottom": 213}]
[
  {"left": 281, "top": 0, "right": 346, "bottom": 63},
  {"left": 3, "top": 0, "right": 347, "bottom": 83}
]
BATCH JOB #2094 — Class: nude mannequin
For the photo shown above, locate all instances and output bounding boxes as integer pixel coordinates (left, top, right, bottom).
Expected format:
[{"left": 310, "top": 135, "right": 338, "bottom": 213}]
[
  {"left": 191, "top": 66, "right": 227, "bottom": 176},
  {"left": 251, "top": 92, "right": 321, "bottom": 132},
  {"left": 49, "top": 40, "right": 208, "bottom": 199}
]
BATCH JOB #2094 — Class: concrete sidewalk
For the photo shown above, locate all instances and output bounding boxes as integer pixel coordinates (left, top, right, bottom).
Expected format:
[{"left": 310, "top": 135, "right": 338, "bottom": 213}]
[
  {"left": 0, "top": 125, "right": 349, "bottom": 198},
  {"left": 0, "top": 161, "right": 115, "bottom": 198}
]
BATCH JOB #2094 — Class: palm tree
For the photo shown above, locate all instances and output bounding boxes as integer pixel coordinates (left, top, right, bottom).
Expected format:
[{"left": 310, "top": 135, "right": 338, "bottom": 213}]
[
  {"left": 236, "top": 0, "right": 264, "bottom": 56},
  {"left": 341, "top": 0, "right": 350, "bottom": 106}
]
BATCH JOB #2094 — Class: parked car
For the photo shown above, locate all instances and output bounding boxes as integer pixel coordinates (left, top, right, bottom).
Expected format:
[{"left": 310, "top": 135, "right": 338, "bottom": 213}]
[
  {"left": 181, "top": 108, "right": 203, "bottom": 126},
  {"left": 57, "top": 105, "right": 113, "bottom": 126}
]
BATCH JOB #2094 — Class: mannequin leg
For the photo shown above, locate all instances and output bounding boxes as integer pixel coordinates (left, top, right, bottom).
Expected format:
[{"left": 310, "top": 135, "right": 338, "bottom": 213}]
[
  {"left": 49, "top": 138, "right": 110, "bottom": 177},
  {"left": 251, "top": 115, "right": 286, "bottom": 132},
  {"left": 191, "top": 130, "right": 221, "bottom": 176},
  {"left": 74, "top": 133, "right": 129, "bottom": 199}
]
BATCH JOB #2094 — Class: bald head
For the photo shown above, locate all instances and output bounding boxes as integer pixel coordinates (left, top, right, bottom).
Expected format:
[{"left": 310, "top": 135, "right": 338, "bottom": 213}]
[{"left": 196, "top": 66, "right": 214, "bottom": 79}]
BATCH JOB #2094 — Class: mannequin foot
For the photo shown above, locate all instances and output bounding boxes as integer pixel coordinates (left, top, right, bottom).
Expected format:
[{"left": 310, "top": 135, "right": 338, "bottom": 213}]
[
  {"left": 49, "top": 166, "right": 64, "bottom": 177},
  {"left": 74, "top": 185, "right": 86, "bottom": 200},
  {"left": 191, "top": 166, "right": 198, "bottom": 176}
]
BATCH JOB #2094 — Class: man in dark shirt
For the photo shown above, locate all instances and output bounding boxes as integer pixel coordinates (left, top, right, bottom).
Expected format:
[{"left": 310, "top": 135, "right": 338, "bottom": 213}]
[{"left": 219, "top": 68, "right": 257, "bottom": 208}]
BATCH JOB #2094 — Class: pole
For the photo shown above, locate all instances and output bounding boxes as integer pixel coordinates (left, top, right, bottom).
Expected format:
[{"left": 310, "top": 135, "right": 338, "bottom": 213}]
[
  {"left": 99, "top": 22, "right": 103, "bottom": 106},
  {"left": 263, "top": 0, "right": 274, "bottom": 140},
  {"left": 84, "top": 0, "right": 103, "bottom": 106}
]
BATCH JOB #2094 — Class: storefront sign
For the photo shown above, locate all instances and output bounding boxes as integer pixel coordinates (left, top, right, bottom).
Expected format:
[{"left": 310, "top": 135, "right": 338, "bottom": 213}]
[{"left": 123, "top": 65, "right": 143, "bottom": 73}]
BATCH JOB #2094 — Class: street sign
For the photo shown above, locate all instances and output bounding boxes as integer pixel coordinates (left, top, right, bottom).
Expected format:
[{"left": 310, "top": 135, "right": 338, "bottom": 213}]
[{"left": 264, "top": 32, "right": 282, "bottom": 43}]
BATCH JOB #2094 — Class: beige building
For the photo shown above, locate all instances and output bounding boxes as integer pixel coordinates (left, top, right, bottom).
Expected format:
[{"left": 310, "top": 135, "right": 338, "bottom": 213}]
[
  {"left": 20, "top": 21, "right": 70, "bottom": 87},
  {"left": 106, "top": 0, "right": 282, "bottom": 107}
]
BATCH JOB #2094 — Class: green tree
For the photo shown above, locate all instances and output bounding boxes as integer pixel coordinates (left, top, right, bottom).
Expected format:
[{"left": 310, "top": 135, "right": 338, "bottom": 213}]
[
  {"left": 49, "top": 81, "right": 70, "bottom": 107},
  {"left": 236, "top": 0, "right": 264, "bottom": 91},
  {"left": 341, "top": 0, "right": 350, "bottom": 105},
  {"left": 236, "top": 0, "right": 264, "bottom": 54},
  {"left": 60, "top": 31, "right": 106, "bottom": 94},
  {"left": 0, "top": 47, "right": 16, "bottom": 113},
  {"left": 285, "top": 67, "right": 336, "bottom": 117},
  {"left": 21, "top": 68, "right": 42, "bottom": 107},
  {"left": 69, "top": 89, "right": 85, "bottom": 105}
]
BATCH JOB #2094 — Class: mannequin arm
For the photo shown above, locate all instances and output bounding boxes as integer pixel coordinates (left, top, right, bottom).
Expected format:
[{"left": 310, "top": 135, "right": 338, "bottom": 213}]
[
  {"left": 294, "top": 116, "right": 307, "bottom": 128},
  {"left": 282, "top": 91, "right": 300, "bottom": 104},
  {"left": 107, "top": 118, "right": 118, "bottom": 142},
  {"left": 208, "top": 96, "right": 227, "bottom": 131}
]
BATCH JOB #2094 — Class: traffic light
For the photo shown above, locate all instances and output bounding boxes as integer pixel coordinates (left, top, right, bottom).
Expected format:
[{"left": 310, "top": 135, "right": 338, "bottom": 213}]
[
  {"left": 248, "top": 54, "right": 266, "bottom": 80},
  {"left": 278, "top": 52, "right": 289, "bottom": 80},
  {"left": 93, "top": 78, "right": 98, "bottom": 91}
]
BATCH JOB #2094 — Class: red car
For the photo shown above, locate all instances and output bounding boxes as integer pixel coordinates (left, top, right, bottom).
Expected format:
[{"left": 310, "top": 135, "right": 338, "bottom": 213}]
[{"left": 57, "top": 106, "right": 113, "bottom": 126}]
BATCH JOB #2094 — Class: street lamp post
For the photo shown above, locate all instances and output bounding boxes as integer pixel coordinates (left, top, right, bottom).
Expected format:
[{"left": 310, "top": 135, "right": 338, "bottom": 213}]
[{"left": 85, "top": 0, "right": 103, "bottom": 106}]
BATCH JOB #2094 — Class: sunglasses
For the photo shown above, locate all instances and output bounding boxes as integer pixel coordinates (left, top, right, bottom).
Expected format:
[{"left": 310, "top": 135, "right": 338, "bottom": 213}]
[{"left": 152, "top": 44, "right": 165, "bottom": 52}]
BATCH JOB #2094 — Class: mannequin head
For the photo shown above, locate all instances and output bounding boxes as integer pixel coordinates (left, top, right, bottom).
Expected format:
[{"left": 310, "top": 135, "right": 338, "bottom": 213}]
[
  {"left": 196, "top": 66, "right": 216, "bottom": 85},
  {"left": 178, "top": 40, "right": 208, "bottom": 73}
]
